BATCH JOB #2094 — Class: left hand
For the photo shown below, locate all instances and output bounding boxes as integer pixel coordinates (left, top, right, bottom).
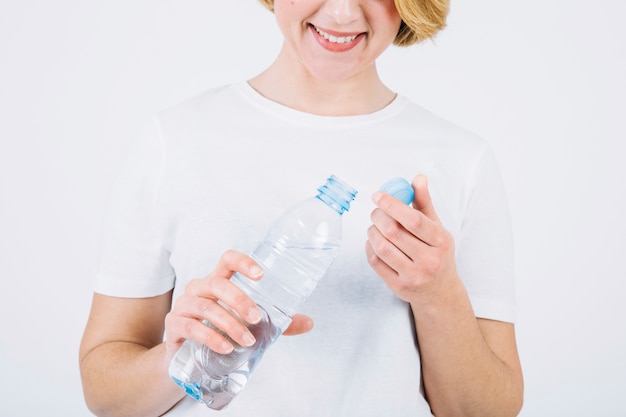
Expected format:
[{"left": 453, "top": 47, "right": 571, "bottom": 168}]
[{"left": 365, "top": 174, "right": 459, "bottom": 306}]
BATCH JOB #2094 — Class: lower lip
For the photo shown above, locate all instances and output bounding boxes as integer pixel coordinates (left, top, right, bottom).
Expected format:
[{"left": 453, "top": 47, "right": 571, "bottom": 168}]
[{"left": 309, "top": 26, "right": 363, "bottom": 53}]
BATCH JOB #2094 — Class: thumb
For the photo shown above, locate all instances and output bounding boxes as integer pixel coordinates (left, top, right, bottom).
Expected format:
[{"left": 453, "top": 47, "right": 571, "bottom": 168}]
[
  {"left": 412, "top": 174, "right": 440, "bottom": 222},
  {"left": 283, "top": 314, "right": 314, "bottom": 336}
]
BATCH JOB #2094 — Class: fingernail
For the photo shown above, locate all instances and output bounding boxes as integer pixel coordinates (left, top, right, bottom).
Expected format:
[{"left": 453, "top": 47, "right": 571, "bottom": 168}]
[
  {"left": 372, "top": 192, "right": 382, "bottom": 204},
  {"left": 242, "top": 331, "right": 256, "bottom": 347},
  {"left": 249, "top": 265, "right": 263, "bottom": 278},
  {"left": 221, "top": 341, "right": 233, "bottom": 354},
  {"left": 248, "top": 307, "right": 262, "bottom": 323}
]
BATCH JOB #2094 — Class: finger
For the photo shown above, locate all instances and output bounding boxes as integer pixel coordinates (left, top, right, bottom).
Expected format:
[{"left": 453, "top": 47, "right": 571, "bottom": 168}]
[
  {"left": 187, "top": 252, "right": 264, "bottom": 324},
  {"left": 369, "top": 205, "right": 432, "bottom": 256},
  {"left": 283, "top": 314, "right": 314, "bottom": 336},
  {"left": 365, "top": 229, "right": 403, "bottom": 279},
  {"left": 192, "top": 297, "right": 258, "bottom": 350},
  {"left": 183, "top": 315, "right": 239, "bottom": 354},
  {"left": 372, "top": 189, "right": 442, "bottom": 248},
  {"left": 214, "top": 250, "right": 264, "bottom": 324},
  {"left": 165, "top": 310, "right": 236, "bottom": 355},
  {"left": 191, "top": 276, "right": 262, "bottom": 325},
  {"left": 411, "top": 174, "right": 440, "bottom": 222},
  {"left": 214, "top": 250, "right": 265, "bottom": 282}
]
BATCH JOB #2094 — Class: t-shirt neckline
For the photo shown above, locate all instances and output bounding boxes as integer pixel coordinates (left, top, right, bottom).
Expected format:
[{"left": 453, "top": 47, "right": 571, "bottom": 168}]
[{"left": 234, "top": 81, "right": 408, "bottom": 129}]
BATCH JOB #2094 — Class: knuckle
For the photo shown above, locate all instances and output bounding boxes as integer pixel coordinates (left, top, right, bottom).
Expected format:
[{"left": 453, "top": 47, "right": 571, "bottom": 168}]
[
  {"left": 394, "top": 279, "right": 412, "bottom": 294},
  {"left": 370, "top": 207, "right": 383, "bottom": 222},
  {"left": 407, "top": 214, "right": 423, "bottom": 231},
  {"left": 192, "top": 321, "right": 224, "bottom": 350},
  {"left": 218, "top": 250, "right": 235, "bottom": 268},
  {"left": 433, "top": 227, "right": 453, "bottom": 247},
  {"left": 232, "top": 291, "right": 254, "bottom": 311},
  {"left": 199, "top": 299, "right": 217, "bottom": 317},
  {"left": 203, "top": 328, "right": 220, "bottom": 348},
  {"left": 367, "top": 250, "right": 382, "bottom": 268},
  {"left": 164, "top": 311, "right": 176, "bottom": 329},
  {"left": 186, "top": 277, "right": 205, "bottom": 295},
  {"left": 430, "top": 234, "right": 444, "bottom": 248},
  {"left": 423, "top": 255, "right": 443, "bottom": 276},
  {"left": 183, "top": 319, "right": 197, "bottom": 338},
  {"left": 372, "top": 238, "right": 393, "bottom": 258},
  {"left": 380, "top": 221, "right": 402, "bottom": 241},
  {"left": 221, "top": 249, "right": 246, "bottom": 265},
  {"left": 378, "top": 194, "right": 394, "bottom": 211}
]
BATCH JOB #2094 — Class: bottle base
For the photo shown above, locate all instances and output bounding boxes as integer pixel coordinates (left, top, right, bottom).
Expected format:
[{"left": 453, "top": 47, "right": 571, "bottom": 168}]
[{"left": 172, "top": 373, "right": 243, "bottom": 410}]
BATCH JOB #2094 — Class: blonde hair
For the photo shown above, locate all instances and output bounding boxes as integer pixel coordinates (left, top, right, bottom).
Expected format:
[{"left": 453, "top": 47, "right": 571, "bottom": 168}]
[{"left": 257, "top": 0, "right": 449, "bottom": 46}]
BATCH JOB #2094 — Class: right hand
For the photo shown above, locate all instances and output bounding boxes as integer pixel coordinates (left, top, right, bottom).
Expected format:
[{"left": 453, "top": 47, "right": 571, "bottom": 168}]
[{"left": 164, "top": 250, "right": 313, "bottom": 358}]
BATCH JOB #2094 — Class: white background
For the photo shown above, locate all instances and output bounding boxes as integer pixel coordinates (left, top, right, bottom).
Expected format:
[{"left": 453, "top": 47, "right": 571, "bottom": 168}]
[{"left": 1, "top": 0, "right": 625, "bottom": 416}]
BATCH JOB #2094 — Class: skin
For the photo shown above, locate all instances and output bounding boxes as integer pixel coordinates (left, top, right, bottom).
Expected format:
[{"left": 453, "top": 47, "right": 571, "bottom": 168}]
[
  {"left": 79, "top": 256, "right": 312, "bottom": 417},
  {"left": 79, "top": 0, "right": 523, "bottom": 416},
  {"left": 249, "top": 0, "right": 402, "bottom": 115},
  {"left": 366, "top": 175, "right": 523, "bottom": 416}
]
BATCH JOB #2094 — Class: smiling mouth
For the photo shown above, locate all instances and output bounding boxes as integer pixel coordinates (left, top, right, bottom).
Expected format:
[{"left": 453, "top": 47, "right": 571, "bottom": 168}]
[{"left": 312, "top": 25, "right": 359, "bottom": 44}]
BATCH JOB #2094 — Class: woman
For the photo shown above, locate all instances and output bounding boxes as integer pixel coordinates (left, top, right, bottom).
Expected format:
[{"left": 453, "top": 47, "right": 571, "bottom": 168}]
[{"left": 79, "top": 0, "right": 524, "bottom": 416}]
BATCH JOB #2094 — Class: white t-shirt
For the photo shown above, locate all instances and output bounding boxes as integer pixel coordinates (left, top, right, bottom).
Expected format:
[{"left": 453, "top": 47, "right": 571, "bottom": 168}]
[{"left": 94, "top": 82, "right": 516, "bottom": 416}]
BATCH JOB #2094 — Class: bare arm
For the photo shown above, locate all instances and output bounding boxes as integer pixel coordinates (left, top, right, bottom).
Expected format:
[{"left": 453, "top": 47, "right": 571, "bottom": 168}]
[
  {"left": 412, "top": 284, "right": 523, "bottom": 416},
  {"left": 79, "top": 252, "right": 314, "bottom": 417},
  {"left": 366, "top": 175, "right": 523, "bottom": 417},
  {"left": 79, "top": 292, "right": 183, "bottom": 417}
]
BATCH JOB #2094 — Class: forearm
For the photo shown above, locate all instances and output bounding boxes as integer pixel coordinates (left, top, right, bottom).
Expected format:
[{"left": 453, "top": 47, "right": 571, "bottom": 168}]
[
  {"left": 80, "top": 341, "right": 184, "bottom": 417},
  {"left": 411, "top": 278, "right": 523, "bottom": 417}
]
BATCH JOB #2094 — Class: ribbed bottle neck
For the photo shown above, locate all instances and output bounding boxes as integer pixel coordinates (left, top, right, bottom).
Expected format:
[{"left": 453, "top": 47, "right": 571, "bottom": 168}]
[{"left": 316, "top": 175, "right": 358, "bottom": 215}]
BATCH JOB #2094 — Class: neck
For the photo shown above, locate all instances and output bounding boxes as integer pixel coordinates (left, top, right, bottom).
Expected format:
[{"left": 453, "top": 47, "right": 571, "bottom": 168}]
[{"left": 248, "top": 45, "right": 396, "bottom": 116}]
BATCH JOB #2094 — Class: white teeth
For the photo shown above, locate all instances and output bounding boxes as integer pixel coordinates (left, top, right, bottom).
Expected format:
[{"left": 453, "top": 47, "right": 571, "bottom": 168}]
[{"left": 314, "top": 26, "right": 357, "bottom": 44}]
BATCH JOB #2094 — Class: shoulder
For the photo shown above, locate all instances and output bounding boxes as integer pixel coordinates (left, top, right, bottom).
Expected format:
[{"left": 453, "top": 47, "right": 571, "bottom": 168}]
[
  {"left": 380, "top": 96, "right": 490, "bottom": 167},
  {"left": 144, "top": 83, "right": 261, "bottom": 151},
  {"left": 155, "top": 83, "right": 243, "bottom": 126},
  {"left": 400, "top": 97, "right": 485, "bottom": 147}
]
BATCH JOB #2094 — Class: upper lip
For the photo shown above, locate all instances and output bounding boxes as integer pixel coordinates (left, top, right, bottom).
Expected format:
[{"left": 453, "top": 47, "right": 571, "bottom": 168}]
[{"left": 310, "top": 24, "right": 364, "bottom": 39}]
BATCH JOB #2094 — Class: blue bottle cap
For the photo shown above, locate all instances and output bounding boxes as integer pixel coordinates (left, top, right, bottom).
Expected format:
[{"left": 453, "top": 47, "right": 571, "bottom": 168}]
[{"left": 379, "top": 177, "right": 414, "bottom": 205}]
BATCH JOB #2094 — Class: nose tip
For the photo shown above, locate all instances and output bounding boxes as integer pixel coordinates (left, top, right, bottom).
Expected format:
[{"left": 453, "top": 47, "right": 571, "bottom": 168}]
[{"left": 324, "top": 0, "right": 360, "bottom": 24}]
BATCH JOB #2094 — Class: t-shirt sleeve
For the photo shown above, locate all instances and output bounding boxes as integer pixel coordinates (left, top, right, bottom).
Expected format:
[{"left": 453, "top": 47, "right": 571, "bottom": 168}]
[
  {"left": 457, "top": 143, "right": 517, "bottom": 323},
  {"left": 93, "top": 118, "right": 175, "bottom": 297}
]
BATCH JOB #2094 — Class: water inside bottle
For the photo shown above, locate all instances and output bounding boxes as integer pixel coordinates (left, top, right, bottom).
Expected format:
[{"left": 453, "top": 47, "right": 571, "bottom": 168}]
[
  {"left": 169, "top": 241, "right": 340, "bottom": 409},
  {"left": 170, "top": 307, "right": 281, "bottom": 410},
  {"left": 250, "top": 241, "right": 339, "bottom": 303}
]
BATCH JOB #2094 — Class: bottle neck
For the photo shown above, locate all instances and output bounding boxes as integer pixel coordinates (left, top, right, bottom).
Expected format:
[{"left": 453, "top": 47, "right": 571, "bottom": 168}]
[{"left": 316, "top": 175, "right": 358, "bottom": 215}]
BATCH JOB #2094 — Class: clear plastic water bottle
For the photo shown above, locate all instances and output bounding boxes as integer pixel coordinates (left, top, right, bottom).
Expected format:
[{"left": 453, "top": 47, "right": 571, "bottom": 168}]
[{"left": 168, "top": 175, "right": 357, "bottom": 410}]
